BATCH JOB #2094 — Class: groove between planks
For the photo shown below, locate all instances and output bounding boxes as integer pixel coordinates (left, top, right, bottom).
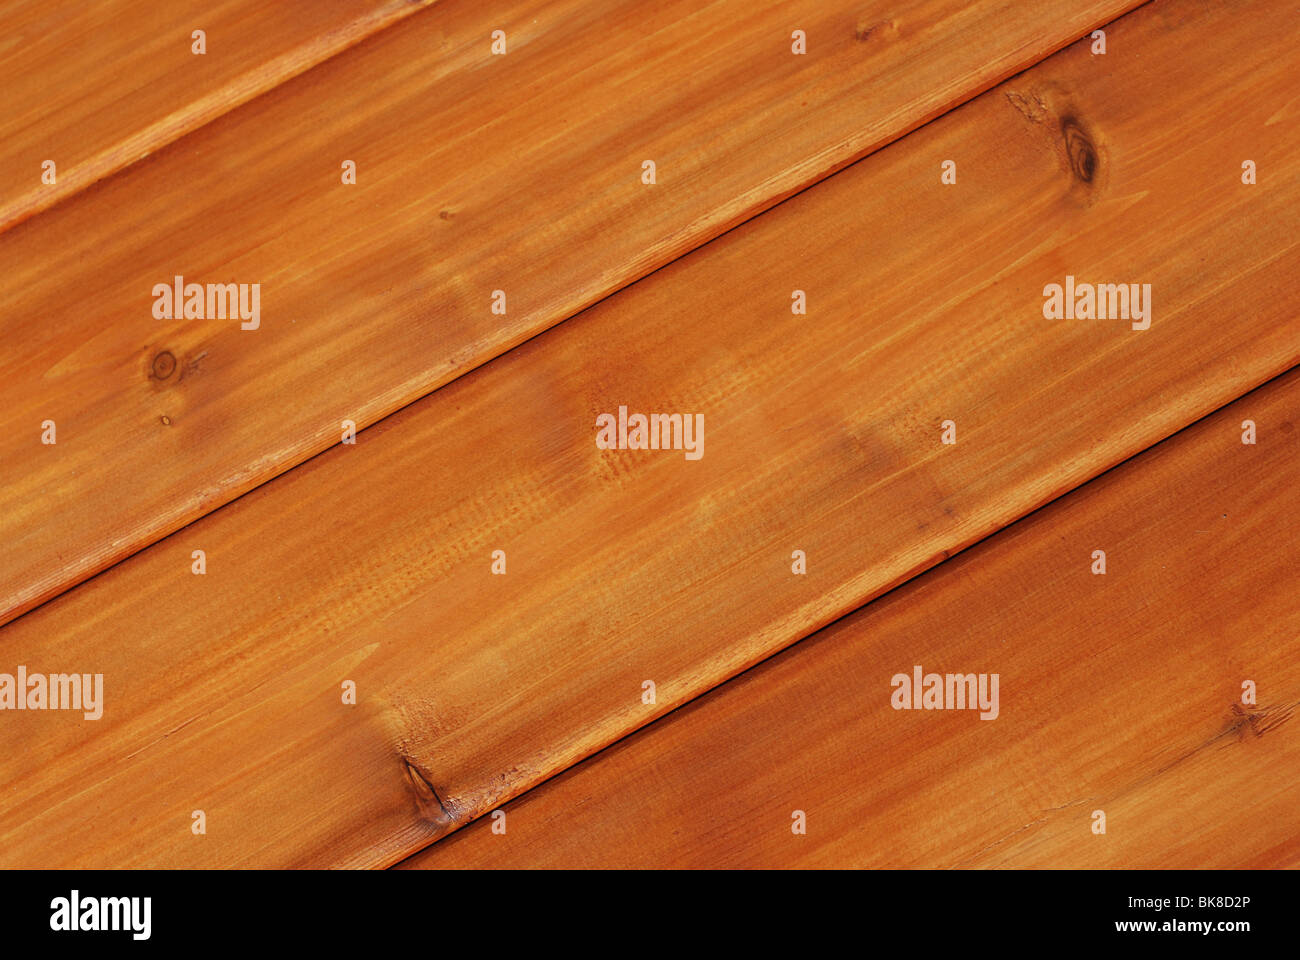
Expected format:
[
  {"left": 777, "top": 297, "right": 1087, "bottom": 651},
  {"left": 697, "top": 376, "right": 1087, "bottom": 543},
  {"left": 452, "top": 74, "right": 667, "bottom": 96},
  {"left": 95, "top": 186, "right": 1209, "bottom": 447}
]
[
  {"left": 403, "top": 368, "right": 1300, "bottom": 869},
  {"left": 0, "top": 0, "right": 438, "bottom": 233},
  {"left": 1, "top": 0, "right": 1295, "bottom": 867},
  {"left": 0, "top": 0, "right": 1142, "bottom": 626}
]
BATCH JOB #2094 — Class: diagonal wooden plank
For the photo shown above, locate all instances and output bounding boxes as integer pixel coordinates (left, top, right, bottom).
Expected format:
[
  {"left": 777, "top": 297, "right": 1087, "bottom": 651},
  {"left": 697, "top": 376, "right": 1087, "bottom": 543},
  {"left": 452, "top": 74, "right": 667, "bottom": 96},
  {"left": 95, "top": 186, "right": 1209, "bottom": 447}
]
[
  {"left": 0, "top": 0, "right": 1142, "bottom": 625},
  {"left": 0, "top": 0, "right": 1295, "bottom": 868},
  {"left": 0, "top": 0, "right": 437, "bottom": 233},
  {"left": 402, "top": 369, "right": 1300, "bottom": 868}
]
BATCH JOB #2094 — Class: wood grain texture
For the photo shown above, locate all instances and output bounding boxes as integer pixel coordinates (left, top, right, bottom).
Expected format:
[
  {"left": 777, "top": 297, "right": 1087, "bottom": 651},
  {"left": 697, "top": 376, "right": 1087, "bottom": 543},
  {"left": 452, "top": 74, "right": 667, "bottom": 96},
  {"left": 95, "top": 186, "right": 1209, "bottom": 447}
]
[
  {"left": 1, "top": 0, "right": 1296, "bottom": 868},
  {"left": 0, "top": 0, "right": 435, "bottom": 233},
  {"left": 0, "top": 0, "right": 1140, "bottom": 625},
  {"left": 405, "top": 370, "right": 1300, "bottom": 869}
]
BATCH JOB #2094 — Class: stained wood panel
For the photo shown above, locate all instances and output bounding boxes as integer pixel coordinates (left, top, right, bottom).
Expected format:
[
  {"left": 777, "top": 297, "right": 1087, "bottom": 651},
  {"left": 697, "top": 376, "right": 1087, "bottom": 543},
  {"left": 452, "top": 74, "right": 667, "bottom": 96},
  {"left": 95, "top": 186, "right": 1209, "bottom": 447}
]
[
  {"left": 1, "top": 0, "right": 1296, "bottom": 868},
  {"left": 405, "top": 370, "right": 1300, "bottom": 868},
  {"left": 0, "top": 0, "right": 1141, "bottom": 625},
  {"left": 0, "top": 0, "right": 435, "bottom": 232}
]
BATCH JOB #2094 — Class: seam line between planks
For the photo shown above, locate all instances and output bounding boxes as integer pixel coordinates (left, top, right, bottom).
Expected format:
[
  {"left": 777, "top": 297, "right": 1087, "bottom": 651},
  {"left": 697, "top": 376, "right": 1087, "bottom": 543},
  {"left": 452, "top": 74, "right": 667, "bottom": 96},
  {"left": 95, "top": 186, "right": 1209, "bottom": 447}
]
[
  {"left": 388, "top": 358, "right": 1300, "bottom": 868},
  {"left": 0, "top": 0, "right": 443, "bottom": 236},
  {"left": 1, "top": 1, "right": 1154, "bottom": 629}
]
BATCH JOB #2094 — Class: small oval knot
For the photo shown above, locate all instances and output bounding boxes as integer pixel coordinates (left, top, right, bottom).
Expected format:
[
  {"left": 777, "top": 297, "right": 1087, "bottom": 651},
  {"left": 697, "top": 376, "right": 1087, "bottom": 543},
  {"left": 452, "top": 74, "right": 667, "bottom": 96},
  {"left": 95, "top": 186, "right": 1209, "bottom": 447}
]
[
  {"left": 1061, "top": 117, "right": 1098, "bottom": 184},
  {"left": 151, "top": 350, "right": 177, "bottom": 380}
]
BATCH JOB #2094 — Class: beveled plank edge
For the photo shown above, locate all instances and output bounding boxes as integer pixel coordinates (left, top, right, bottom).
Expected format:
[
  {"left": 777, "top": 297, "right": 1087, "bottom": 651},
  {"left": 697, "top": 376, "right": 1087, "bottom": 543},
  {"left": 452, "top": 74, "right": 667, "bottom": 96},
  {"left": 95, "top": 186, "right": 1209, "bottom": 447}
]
[
  {"left": 0, "top": 0, "right": 440, "bottom": 236},
  {"left": 389, "top": 360, "right": 1300, "bottom": 868},
  {"left": 0, "top": 0, "right": 1149, "bottom": 628}
]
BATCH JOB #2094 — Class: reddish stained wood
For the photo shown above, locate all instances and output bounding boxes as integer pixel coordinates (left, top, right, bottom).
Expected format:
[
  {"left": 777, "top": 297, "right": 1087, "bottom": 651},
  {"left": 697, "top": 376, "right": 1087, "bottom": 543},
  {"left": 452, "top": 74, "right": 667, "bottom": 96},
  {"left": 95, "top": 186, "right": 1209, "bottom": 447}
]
[
  {"left": 0, "top": 0, "right": 1295, "bottom": 867},
  {"left": 0, "top": 0, "right": 1140, "bottom": 625},
  {"left": 0, "top": 0, "right": 436, "bottom": 232},
  {"left": 405, "top": 370, "right": 1300, "bottom": 868}
]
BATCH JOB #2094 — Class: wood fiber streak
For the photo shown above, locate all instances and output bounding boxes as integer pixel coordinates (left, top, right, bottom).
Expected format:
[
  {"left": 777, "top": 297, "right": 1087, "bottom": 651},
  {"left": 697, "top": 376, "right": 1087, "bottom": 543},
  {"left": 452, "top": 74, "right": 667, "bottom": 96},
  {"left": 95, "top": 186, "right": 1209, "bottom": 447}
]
[
  {"left": 1, "top": 0, "right": 1296, "bottom": 867},
  {"left": 406, "top": 371, "right": 1300, "bottom": 869},
  {"left": 0, "top": 0, "right": 1140, "bottom": 625},
  {"left": 0, "top": 0, "right": 435, "bottom": 232}
]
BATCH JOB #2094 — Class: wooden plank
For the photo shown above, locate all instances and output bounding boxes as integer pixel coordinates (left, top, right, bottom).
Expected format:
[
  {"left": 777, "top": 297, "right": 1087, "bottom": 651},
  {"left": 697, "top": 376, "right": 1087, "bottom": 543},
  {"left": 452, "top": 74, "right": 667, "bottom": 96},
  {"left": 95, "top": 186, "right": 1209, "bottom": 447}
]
[
  {"left": 0, "top": 0, "right": 1141, "bottom": 625},
  {"left": 0, "top": 0, "right": 436, "bottom": 232},
  {"left": 404, "top": 370, "right": 1300, "bottom": 868},
  {"left": 1, "top": 0, "right": 1296, "bottom": 868}
]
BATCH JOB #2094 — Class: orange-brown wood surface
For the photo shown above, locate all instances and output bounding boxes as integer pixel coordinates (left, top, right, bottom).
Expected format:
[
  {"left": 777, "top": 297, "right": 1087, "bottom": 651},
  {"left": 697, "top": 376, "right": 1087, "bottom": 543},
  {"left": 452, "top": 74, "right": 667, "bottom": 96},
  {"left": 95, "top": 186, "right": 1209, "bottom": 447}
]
[
  {"left": 405, "top": 371, "right": 1300, "bottom": 868},
  {"left": 0, "top": 0, "right": 434, "bottom": 232},
  {"left": 1, "top": 0, "right": 1295, "bottom": 868},
  {"left": 0, "top": 0, "right": 1139, "bottom": 625}
]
